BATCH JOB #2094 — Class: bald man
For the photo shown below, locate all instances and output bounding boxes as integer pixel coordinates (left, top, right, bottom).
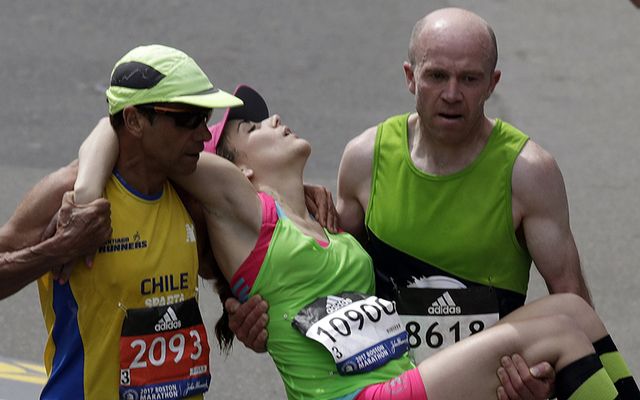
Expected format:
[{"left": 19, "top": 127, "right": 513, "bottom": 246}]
[
  {"left": 336, "top": 7, "right": 590, "bottom": 398},
  {"left": 228, "top": 7, "right": 589, "bottom": 399}
]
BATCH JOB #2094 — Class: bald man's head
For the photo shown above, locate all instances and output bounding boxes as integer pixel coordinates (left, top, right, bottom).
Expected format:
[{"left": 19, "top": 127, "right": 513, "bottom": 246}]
[{"left": 408, "top": 8, "right": 498, "bottom": 72}]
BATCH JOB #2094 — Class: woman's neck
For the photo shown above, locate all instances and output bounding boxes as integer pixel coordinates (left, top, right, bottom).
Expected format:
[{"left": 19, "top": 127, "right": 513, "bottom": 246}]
[{"left": 256, "top": 176, "right": 308, "bottom": 219}]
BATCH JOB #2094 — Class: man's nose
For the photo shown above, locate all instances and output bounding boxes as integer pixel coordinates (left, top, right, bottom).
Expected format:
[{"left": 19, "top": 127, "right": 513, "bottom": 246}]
[
  {"left": 442, "top": 79, "right": 462, "bottom": 102},
  {"left": 195, "top": 123, "right": 212, "bottom": 141}
]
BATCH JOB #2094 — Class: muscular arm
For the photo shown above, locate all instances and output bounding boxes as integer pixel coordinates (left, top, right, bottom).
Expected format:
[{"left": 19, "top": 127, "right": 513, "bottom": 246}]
[
  {"left": 336, "top": 126, "right": 376, "bottom": 242},
  {"left": 0, "top": 162, "right": 111, "bottom": 299},
  {"left": 0, "top": 163, "right": 75, "bottom": 298},
  {"left": 513, "top": 141, "right": 591, "bottom": 305}
]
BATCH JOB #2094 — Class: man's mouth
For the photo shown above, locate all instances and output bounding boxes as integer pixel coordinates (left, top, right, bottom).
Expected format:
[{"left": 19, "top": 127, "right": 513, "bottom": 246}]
[{"left": 438, "top": 112, "right": 463, "bottom": 120}]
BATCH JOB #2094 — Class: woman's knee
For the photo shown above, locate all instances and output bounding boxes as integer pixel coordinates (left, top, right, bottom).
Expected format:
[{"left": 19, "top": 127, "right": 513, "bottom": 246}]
[
  {"left": 550, "top": 293, "right": 604, "bottom": 338},
  {"left": 553, "top": 293, "right": 591, "bottom": 315}
]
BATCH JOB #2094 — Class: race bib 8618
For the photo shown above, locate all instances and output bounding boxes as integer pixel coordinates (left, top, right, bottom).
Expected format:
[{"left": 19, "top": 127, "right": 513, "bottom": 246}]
[{"left": 396, "top": 287, "right": 499, "bottom": 363}]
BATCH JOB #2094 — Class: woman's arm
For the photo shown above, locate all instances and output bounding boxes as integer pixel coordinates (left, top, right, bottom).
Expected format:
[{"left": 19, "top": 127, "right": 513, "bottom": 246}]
[
  {"left": 171, "top": 152, "right": 262, "bottom": 279},
  {"left": 172, "top": 152, "right": 259, "bottom": 222},
  {"left": 74, "top": 117, "right": 118, "bottom": 204}
]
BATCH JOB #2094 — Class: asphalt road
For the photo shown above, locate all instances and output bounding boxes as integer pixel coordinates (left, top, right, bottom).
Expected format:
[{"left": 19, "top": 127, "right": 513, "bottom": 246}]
[{"left": 1, "top": 0, "right": 639, "bottom": 398}]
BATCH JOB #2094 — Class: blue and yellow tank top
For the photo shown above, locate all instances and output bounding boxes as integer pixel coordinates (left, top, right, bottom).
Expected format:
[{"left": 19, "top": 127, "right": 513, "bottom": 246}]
[{"left": 37, "top": 173, "right": 202, "bottom": 399}]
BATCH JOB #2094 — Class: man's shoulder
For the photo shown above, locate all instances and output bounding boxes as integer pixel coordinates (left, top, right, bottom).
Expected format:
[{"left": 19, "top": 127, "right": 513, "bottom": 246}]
[
  {"left": 513, "top": 139, "right": 563, "bottom": 202},
  {"left": 347, "top": 125, "right": 377, "bottom": 151},
  {"left": 515, "top": 139, "right": 558, "bottom": 174},
  {"left": 344, "top": 112, "right": 414, "bottom": 160}
]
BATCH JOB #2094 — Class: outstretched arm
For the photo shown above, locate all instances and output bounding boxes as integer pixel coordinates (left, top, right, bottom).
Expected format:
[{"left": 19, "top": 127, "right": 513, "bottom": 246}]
[
  {"left": 74, "top": 117, "right": 118, "bottom": 204},
  {"left": 0, "top": 162, "right": 111, "bottom": 298},
  {"left": 170, "top": 151, "right": 261, "bottom": 278}
]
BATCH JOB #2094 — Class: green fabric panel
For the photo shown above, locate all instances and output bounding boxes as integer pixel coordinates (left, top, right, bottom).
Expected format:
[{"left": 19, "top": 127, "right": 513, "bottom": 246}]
[
  {"left": 568, "top": 368, "right": 618, "bottom": 400},
  {"left": 601, "top": 352, "right": 633, "bottom": 382},
  {"left": 367, "top": 114, "right": 532, "bottom": 293},
  {"left": 250, "top": 213, "right": 413, "bottom": 400}
]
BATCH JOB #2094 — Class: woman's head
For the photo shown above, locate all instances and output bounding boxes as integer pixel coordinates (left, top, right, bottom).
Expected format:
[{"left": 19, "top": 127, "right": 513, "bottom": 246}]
[
  {"left": 205, "top": 85, "right": 310, "bottom": 181},
  {"left": 204, "top": 85, "right": 269, "bottom": 155}
]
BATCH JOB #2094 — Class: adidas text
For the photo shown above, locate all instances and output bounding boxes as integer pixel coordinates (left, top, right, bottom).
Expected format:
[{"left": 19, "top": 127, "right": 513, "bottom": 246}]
[
  {"left": 428, "top": 305, "right": 461, "bottom": 315},
  {"left": 155, "top": 319, "right": 182, "bottom": 332},
  {"left": 155, "top": 307, "right": 182, "bottom": 332},
  {"left": 428, "top": 292, "right": 461, "bottom": 315}
]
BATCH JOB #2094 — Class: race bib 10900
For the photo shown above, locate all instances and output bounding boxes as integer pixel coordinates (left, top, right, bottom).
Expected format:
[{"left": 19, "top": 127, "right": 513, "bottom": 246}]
[
  {"left": 293, "top": 292, "right": 408, "bottom": 375},
  {"left": 119, "top": 298, "right": 210, "bottom": 400},
  {"left": 396, "top": 287, "right": 499, "bottom": 363}
]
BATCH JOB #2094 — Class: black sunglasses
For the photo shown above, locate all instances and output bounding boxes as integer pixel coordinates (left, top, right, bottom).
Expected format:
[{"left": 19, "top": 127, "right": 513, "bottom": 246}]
[{"left": 136, "top": 104, "right": 212, "bottom": 130}]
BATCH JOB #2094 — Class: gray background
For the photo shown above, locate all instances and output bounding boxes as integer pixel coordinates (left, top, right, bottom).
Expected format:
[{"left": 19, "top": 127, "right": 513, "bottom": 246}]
[{"left": 1, "top": 0, "right": 638, "bottom": 398}]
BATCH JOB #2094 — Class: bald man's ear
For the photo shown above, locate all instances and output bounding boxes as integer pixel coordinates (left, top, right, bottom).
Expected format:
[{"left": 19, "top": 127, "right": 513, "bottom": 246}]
[
  {"left": 122, "top": 106, "right": 146, "bottom": 138},
  {"left": 486, "top": 69, "right": 502, "bottom": 99},
  {"left": 403, "top": 61, "right": 416, "bottom": 95}
]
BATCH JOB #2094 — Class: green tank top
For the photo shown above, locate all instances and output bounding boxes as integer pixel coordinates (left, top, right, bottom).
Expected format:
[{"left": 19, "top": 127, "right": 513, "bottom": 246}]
[
  {"left": 366, "top": 114, "right": 532, "bottom": 307},
  {"left": 250, "top": 203, "right": 413, "bottom": 400}
]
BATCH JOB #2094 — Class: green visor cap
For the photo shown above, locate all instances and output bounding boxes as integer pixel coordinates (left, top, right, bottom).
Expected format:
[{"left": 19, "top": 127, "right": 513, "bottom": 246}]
[{"left": 106, "top": 44, "right": 243, "bottom": 115}]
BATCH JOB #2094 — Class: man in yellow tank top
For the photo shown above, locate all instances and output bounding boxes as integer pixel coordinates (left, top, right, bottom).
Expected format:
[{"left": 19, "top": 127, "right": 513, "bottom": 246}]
[{"left": 3, "top": 45, "right": 242, "bottom": 399}]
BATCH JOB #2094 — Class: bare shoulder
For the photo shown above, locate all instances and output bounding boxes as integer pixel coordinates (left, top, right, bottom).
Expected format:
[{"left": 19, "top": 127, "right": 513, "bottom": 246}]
[
  {"left": 339, "top": 125, "right": 377, "bottom": 183},
  {"left": 513, "top": 140, "right": 567, "bottom": 212},
  {"left": 336, "top": 125, "right": 379, "bottom": 238}
]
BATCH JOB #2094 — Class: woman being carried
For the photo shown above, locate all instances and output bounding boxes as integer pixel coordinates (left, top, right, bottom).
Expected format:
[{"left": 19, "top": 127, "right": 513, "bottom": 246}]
[{"left": 76, "top": 85, "right": 638, "bottom": 400}]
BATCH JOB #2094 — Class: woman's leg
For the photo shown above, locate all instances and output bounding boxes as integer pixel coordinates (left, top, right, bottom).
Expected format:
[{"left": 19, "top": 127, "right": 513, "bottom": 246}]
[
  {"left": 416, "top": 313, "right": 617, "bottom": 399},
  {"left": 497, "top": 294, "right": 605, "bottom": 340},
  {"left": 498, "top": 293, "right": 638, "bottom": 397}
]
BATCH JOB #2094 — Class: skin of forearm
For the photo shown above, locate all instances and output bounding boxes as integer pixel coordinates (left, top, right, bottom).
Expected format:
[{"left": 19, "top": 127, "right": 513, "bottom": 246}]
[
  {"left": 0, "top": 237, "right": 65, "bottom": 299},
  {"left": 73, "top": 185, "right": 104, "bottom": 205}
]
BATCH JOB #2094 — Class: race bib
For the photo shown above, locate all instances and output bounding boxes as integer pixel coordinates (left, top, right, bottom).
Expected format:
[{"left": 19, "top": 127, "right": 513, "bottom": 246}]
[
  {"left": 119, "top": 298, "right": 210, "bottom": 400},
  {"left": 293, "top": 292, "right": 408, "bottom": 375},
  {"left": 396, "top": 287, "right": 499, "bottom": 363}
]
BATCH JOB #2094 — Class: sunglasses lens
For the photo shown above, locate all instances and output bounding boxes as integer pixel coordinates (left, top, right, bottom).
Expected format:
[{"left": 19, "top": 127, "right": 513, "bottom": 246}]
[
  {"left": 138, "top": 105, "right": 211, "bottom": 129},
  {"left": 172, "top": 112, "right": 207, "bottom": 129}
]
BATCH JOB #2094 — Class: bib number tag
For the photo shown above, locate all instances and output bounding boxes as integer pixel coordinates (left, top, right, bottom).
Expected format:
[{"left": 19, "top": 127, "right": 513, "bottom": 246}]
[
  {"left": 396, "top": 287, "right": 499, "bottom": 363},
  {"left": 293, "top": 292, "right": 408, "bottom": 376},
  {"left": 119, "top": 298, "right": 210, "bottom": 400}
]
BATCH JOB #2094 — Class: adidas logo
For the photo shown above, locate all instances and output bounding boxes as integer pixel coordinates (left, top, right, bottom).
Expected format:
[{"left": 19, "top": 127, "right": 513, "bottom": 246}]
[
  {"left": 325, "top": 296, "right": 353, "bottom": 314},
  {"left": 428, "top": 291, "right": 461, "bottom": 315},
  {"left": 154, "top": 307, "right": 182, "bottom": 332}
]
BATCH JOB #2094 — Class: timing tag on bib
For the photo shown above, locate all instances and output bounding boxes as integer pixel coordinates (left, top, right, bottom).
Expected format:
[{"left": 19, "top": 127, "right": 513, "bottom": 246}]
[
  {"left": 119, "top": 297, "right": 211, "bottom": 400},
  {"left": 396, "top": 287, "right": 499, "bottom": 363},
  {"left": 293, "top": 292, "right": 408, "bottom": 376}
]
